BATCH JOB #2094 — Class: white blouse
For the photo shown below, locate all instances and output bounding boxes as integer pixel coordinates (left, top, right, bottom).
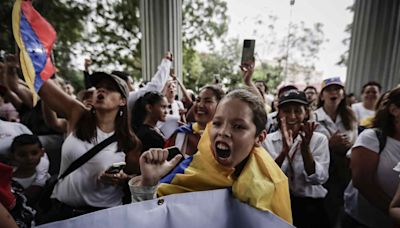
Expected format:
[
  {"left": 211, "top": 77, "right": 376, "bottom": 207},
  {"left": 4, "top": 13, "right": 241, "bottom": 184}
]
[{"left": 263, "top": 130, "right": 330, "bottom": 198}]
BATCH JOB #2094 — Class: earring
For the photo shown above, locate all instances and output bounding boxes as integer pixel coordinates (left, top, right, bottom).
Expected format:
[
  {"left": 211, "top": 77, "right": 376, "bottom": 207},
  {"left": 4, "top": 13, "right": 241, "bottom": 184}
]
[
  {"left": 91, "top": 108, "right": 96, "bottom": 114},
  {"left": 119, "top": 110, "right": 123, "bottom": 116}
]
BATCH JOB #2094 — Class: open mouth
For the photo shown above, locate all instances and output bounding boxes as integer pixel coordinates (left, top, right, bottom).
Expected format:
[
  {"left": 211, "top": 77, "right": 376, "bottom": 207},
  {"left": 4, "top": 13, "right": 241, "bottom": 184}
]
[
  {"left": 330, "top": 97, "right": 338, "bottom": 101},
  {"left": 215, "top": 142, "right": 231, "bottom": 158},
  {"left": 195, "top": 109, "right": 207, "bottom": 116},
  {"left": 97, "top": 94, "right": 105, "bottom": 101}
]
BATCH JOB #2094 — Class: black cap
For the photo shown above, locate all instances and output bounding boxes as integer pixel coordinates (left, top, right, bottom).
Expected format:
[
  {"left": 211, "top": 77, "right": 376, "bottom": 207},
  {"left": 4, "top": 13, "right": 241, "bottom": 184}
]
[
  {"left": 90, "top": 72, "right": 129, "bottom": 98},
  {"left": 278, "top": 89, "right": 308, "bottom": 107}
]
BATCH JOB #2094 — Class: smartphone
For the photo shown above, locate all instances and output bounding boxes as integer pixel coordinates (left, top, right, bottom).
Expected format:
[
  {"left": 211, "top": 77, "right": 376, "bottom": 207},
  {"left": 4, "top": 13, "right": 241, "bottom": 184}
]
[
  {"left": 241, "top": 39, "right": 256, "bottom": 65},
  {"left": 105, "top": 162, "right": 126, "bottom": 174},
  {"left": 165, "top": 146, "right": 183, "bottom": 161}
]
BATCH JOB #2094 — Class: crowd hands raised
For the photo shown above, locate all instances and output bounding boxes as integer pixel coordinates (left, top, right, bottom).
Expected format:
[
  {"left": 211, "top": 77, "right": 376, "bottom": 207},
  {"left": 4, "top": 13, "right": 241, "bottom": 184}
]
[{"left": 0, "top": 51, "right": 400, "bottom": 228}]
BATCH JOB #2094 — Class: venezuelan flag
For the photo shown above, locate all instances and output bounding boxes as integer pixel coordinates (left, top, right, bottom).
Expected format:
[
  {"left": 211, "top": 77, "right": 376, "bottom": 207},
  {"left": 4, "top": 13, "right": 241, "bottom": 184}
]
[{"left": 12, "top": 0, "right": 56, "bottom": 104}]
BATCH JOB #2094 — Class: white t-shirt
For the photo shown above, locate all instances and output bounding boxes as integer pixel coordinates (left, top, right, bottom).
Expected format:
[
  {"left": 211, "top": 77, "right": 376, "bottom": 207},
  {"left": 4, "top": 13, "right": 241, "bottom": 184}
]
[
  {"left": 13, "top": 154, "right": 50, "bottom": 189},
  {"left": 0, "top": 120, "right": 50, "bottom": 188},
  {"left": 344, "top": 129, "right": 400, "bottom": 228},
  {"left": 263, "top": 130, "right": 330, "bottom": 198},
  {"left": 157, "top": 100, "right": 184, "bottom": 139},
  {"left": 52, "top": 128, "right": 125, "bottom": 208},
  {"left": 351, "top": 102, "right": 375, "bottom": 124},
  {"left": 0, "top": 120, "right": 32, "bottom": 156}
]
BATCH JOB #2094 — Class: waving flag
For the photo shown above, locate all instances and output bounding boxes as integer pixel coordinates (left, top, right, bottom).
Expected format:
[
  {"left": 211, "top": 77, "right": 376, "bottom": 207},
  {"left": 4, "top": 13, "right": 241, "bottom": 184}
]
[{"left": 12, "top": 0, "right": 56, "bottom": 104}]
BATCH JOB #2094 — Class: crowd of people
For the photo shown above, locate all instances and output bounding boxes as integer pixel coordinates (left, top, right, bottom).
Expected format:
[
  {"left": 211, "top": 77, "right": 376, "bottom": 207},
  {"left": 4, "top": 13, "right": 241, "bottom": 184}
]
[{"left": 0, "top": 52, "right": 400, "bottom": 228}]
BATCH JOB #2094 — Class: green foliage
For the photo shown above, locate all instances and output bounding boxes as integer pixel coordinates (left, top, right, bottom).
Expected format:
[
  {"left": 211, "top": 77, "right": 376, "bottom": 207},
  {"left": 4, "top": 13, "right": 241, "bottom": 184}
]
[
  {"left": 0, "top": 1, "right": 15, "bottom": 55},
  {"left": 182, "top": 0, "right": 229, "bottom": 49},
  {"left": 0, "top": 0, "right": 89, "bottom": 90},
  {"left": 83, "top": 0, "right": 142, "bottom": 80},
  {"left": 252, "top": 62, "right": 284, "bottom": 93}
]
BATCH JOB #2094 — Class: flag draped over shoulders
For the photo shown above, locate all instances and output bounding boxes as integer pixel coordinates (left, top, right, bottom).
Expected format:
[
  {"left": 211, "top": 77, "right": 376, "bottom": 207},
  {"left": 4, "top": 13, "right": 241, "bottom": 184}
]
[
  {"left": 12, "top": 0, "right": 56, "bottom": 104},
  {"left": 158, "top": 124, "right": 293, "bottom": 224}
]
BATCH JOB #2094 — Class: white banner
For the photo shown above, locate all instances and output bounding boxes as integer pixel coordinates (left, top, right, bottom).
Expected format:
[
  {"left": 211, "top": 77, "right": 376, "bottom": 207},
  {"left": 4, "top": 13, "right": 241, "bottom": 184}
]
[{"left": 36, "top": 189, "right": 293, "bottom": 228}]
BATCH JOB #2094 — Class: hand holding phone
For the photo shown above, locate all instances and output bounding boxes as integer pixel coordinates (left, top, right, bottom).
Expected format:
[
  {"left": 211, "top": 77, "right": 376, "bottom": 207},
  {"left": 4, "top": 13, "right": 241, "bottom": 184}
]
[
  {"left": 105, "top": 162, "right": 126, "bottom": 174},
  {"left": 166, "top": 146, "right": 183, "bottom": 161}
]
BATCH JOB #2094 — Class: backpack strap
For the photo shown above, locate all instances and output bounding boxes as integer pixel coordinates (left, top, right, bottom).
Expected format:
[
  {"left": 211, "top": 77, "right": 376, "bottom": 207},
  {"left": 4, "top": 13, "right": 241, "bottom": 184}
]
[
  {"left": 372, "top": 128, "right": 387, "bottom": 154},
  {"left": 59, "top": 134, "right": 117, "bottom": 179}
]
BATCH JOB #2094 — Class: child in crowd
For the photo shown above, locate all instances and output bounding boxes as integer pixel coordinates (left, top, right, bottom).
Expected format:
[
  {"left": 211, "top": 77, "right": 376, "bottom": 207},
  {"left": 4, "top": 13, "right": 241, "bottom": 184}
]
[
  {"left": 132, "top": 91, "right": 168, "bottom": 153},
  {"left": 129, "top": 89, "right": 293, "bottom": 224},
  {"left": 164, "top": 85, "right": 224, "bottom": 157},
  {"left": 263, "top": 89, "right": 330, "bottom": 228},
  {"left": 11, "top": 134, "right": 49, "bottom": 205}
]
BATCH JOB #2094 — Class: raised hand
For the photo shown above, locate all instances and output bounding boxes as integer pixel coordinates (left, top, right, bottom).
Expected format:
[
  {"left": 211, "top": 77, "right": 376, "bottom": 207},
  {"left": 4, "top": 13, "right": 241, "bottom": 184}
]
[
  {"left": 281, "top": 116, "right": 293, "bottom": 155},
  {"left": 140, "top": 148, "right": 182, "bottom": 186},
  {"left": 84, "top": 58, "right": 92, "bottom": 71},
  {"left": 239, "top": 59, "right": 255, "bottom": 85},
  {"left": 299, "top": 121, "right": 318, "bottom": 148},
  {"left": 164, "top": 52, "right": 173, "bottom": 61},
  {"left": 98, "top": 170, "right": 131, "bottom": 186}
]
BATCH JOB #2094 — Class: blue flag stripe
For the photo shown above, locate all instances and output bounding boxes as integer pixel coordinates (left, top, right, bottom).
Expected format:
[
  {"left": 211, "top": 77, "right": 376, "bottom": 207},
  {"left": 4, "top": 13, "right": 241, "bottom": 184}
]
[
  {"left": 20, "top": 12, "right": 47, "bottom": 91},
  {"left": 160, "top": 156, "right": 193, "bottom": 184}
]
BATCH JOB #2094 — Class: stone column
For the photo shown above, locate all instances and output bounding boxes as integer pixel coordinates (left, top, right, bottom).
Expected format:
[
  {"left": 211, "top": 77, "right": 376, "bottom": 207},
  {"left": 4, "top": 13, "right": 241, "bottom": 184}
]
[
  {"left": 140, "top": 0, "right": 183, "bottom": 81},
  {"left": 346, "top": 0, "right": 400, "bottom": 94}
]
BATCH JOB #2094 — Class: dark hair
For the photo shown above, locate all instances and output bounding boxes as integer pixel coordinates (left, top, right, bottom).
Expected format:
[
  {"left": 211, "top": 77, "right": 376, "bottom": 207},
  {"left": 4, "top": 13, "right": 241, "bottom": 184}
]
[
  {"left": 223, "top": 88, "right": 267, "bottom": 135},
  {"left": 304, "top": 86, "right": 317, "bottom": 93},
  {"left": 200, "top": 85, "right": 225, "bottom": 102},
  {"left": 75, "top": 98, "right": 141, "bottom": 154},
  {"left": 361, "top": 81, "right": 381, "bottom": 94},
  {"left": 373, "top": 87, "right": 400, "bottom": 136},
  {"left": 318, "top": 88, "right": 357, "bottom": 131},
  {"left": 346, "top": 93, "right": 355, "bottom": 98},
  {"left": 131, "top": 91, "right": 165, "bottom": 131},
  {"left": 11, "top": 134, "right": 42, "bottom": 153}
]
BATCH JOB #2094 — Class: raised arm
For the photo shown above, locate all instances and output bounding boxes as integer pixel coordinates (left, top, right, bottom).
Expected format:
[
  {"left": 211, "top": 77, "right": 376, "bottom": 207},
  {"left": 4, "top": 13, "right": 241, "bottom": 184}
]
[
  {"left": 240, "top": 60, "right": 263, "bottom": 100},
  {"left": 128, "top": 53, "right": 172, "bottom": 108},
  {"left": 38, "top": 79, "right": 85, "bottom": 131},
  {"left": 1, "top": 61, "right": 33, "bottom": 109},
  {"left": 173, "top": 74, "right": 193, "bottom": 106},
  {"left": 41, "top": 101, "right": 68, "bottom": 134}
]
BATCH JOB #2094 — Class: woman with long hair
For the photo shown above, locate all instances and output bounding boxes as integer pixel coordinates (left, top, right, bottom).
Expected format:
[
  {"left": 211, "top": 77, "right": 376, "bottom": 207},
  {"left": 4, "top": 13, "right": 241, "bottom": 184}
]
[
  {"left": 345, "top": 87, "right": 400, "bottom": 228},
  {"left": 131, "top": 91, "right": 168, "bottom": 153},
  {"left": 37, "top": 71, "right": 141, "bottom": 222},
  {"left": 313, "top": 77, "right": 358, "bottom": 227}
]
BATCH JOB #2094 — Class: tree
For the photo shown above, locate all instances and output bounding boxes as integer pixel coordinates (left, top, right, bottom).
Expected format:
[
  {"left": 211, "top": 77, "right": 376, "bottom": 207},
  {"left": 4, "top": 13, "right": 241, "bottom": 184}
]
[
  {"left": 337, "top": 3, "right": 355, "bottom": 67},
  {"left": 78, "top": 0, "right": 229, "bottom": 82},
  {"left": 0, "top": 0, "right": 90, "bottom": 90}
]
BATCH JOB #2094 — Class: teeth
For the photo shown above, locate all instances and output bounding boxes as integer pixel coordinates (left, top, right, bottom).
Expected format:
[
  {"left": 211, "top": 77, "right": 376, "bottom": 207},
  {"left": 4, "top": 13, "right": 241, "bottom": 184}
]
[
  {"left": 197, "top": 111, "right": 205, "bottom": 114},
  {"left": 216, "top": 143, "right": 229, "bottom": 150}
]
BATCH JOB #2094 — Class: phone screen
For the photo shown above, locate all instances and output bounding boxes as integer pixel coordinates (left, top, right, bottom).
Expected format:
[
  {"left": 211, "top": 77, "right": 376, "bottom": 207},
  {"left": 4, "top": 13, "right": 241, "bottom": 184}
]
[
  {"left": 241, "top": 39, "right": 256, "bottom": 64},
  {"left": 166, "top": 146, "right": 182, "bottom": 161}
]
